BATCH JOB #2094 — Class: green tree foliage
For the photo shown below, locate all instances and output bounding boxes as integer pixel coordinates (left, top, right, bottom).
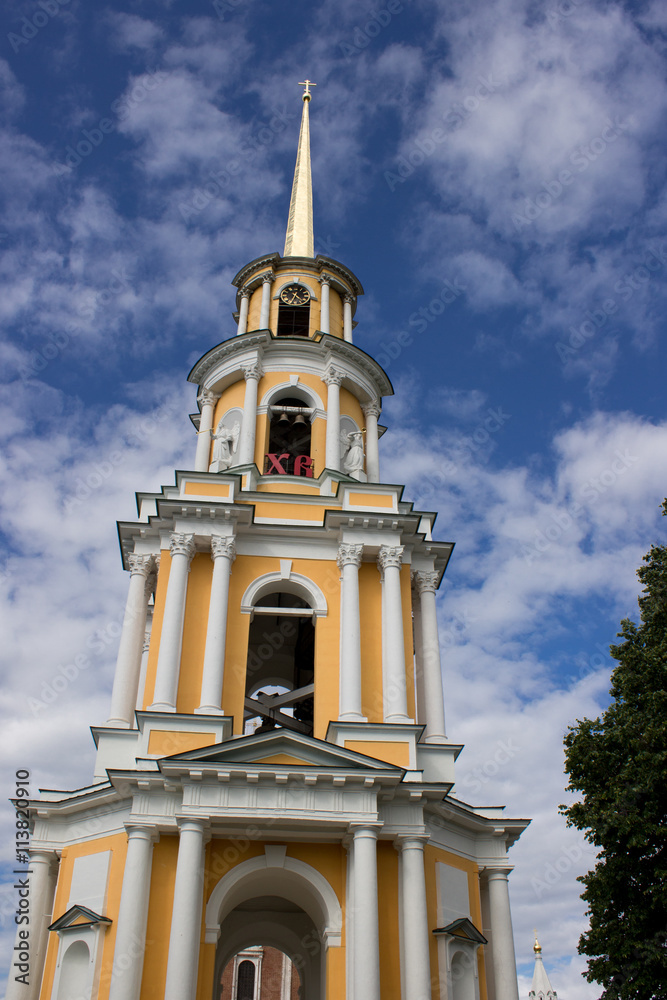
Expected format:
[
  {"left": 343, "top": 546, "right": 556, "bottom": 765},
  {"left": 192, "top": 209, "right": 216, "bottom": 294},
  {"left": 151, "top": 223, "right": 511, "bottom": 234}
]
[{"left": 561, "top": 501, "right": 667, "bottom": 999}]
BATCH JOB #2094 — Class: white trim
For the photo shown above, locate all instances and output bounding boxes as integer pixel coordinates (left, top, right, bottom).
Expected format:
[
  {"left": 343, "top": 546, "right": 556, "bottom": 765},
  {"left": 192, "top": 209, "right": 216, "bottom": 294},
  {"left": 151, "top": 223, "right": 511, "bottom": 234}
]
[
  {"left": 240, "top": 572, "right": 328, "bottom": 616},
  {"left": 205, "top": 854, "right": 343, "bottom": 947},
  {"left": 259, "top": 379, "right": 325, "bottom": 412}
]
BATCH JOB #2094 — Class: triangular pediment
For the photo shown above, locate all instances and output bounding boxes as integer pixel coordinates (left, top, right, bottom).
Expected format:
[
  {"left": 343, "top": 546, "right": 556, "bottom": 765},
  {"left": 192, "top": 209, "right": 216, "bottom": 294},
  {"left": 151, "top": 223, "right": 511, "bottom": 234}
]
[
  {"left": 49, "top": 904, "right": 112, "bottom": 931},
  {"left": 433, "top": 917, "right": 487, "bottom": 944},
  {"left": 159, "top": 729, "right": 404, "bottom": 772}
]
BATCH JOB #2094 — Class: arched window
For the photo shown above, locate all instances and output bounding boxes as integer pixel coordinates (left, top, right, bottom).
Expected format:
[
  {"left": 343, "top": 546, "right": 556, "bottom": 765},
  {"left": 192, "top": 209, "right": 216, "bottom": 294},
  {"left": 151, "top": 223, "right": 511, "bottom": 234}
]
[
  {"left": 56, "top": 940, "right": 90, "bottom": 1000},
  {"left": 265, "top": 396, "right": 313, "bottom": 477},
  {"left": 236, "top": 960, "right": 255, "bottom": 1000},
  {"left": 245, "top": 590, "right": 315, "bottom": 736},
  {"left": 277, "top": 283, "right": 310, "bottom": 337}
]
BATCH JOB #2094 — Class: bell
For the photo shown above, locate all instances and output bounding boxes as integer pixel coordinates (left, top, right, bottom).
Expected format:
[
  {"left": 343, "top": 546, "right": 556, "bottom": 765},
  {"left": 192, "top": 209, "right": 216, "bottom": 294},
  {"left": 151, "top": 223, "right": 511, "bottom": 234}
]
[
  {"left": 293, "top": 413, "right": 307, "bottom": 426},
  {"left": 277, "top": 411, "right": 290, "bottom": 425}
]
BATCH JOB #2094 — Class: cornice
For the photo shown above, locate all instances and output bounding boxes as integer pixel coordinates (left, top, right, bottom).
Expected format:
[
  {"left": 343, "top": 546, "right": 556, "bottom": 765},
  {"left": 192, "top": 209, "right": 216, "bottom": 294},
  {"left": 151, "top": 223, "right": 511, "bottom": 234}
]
[
  {"left": 187, "top": 332, "right": 268, "bottom": 386},
  {"left": 231, "top": 252, "right": 281, "bottom": 289}
]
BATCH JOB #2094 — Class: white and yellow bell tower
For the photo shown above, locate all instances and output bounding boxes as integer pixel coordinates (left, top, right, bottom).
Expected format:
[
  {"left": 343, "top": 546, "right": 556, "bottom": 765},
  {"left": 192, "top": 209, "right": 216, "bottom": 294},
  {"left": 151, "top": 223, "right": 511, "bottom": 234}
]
[{"left": 10, "top": 84, "right": 529, "bottom": 1000}]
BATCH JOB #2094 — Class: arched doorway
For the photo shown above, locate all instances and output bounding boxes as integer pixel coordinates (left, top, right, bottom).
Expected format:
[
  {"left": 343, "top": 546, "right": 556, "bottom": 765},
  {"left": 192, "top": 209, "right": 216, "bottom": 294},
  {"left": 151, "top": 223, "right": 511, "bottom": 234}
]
[
  {"left": 218, "top": 921, "right": 304, "bottom": 1000},
  {"left": 206, "top": 855, "right": 343, "bottom": 1000}
]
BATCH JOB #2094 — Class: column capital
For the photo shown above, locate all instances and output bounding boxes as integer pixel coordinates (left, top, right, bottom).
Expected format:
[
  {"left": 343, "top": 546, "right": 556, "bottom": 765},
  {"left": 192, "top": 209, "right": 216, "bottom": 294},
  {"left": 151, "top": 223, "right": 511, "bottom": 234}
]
[
  {"left": 169, "top": 532, "right": 196, "bottom": 561},
  {"left": 411, "top": 570, "right": 439, "bottom": 594},
  {"left": 483, "top": 865, "right": 514, "bottom": 880},
  {"left": 242, "top": 362, "right": 263, "bottom": 382},
  {"left": 261, "top": 272, "right": 275, "bottom": 285},
  {"left": 125, "top": 823, "right": 159, "bottom": 844},
  {"left": 318, "top": 274, "right": 332, "bottom": 286},
  {"left": 239, "top": 285, "right": 251, "bottom": 299},
  {"left": 176, "top": 816, "right": 211, "bottom": 841},
  {"left": 362, "top": 400, "right": 381, "bottom": 419},
  {"left": 394, "top": 833, "right": 430, "bottom": 851},
  {"left": 377, "top": 544, "right": 404, "bottom": 574},
  {"left": 323, "top": 366, "right": 344, "bottom": 387},
  {"left": 337, "top": 543, "right": 363, "bottom": 569},
  {"left": 128, "top": 554, "right": 155, "bottom": 578},
  {"left": 348, "top": 822, "right": 383, "bottom": 838},
  {"left": 210, "top": 535, "right": 236, "bottom": 562},
  {"left": 343, "top": 292, "right": 355, "bottom": 304},
  {"left": 197, "top": 388, "right": 219, "bottom": 408}
]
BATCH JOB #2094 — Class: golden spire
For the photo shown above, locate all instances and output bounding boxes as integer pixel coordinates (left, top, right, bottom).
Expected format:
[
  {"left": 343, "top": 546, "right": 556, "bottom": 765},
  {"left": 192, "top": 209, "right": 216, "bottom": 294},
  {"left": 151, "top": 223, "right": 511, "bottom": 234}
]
[{"left": 283, "top": 80, "right": 316, "bottom": 258}]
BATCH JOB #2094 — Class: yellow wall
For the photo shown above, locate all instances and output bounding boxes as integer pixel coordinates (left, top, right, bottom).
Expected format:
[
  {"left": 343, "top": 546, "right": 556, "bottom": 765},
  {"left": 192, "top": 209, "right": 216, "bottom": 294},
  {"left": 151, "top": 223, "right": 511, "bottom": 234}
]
[
  {"left": 141, "top": 835, "right": 179, "bottom": 1000},
  {"left": 328, "top": 288, "right": 343, "bottom": 339},
  {"left": 40, "top": 835, "right": 128, "bottom": 1000},
  {"left": 377, "top": 841, "right": 401, "bottom": 1000},
  {"left": 242, "top": 264, "right": 351, "bottom": 339},
  {"left": 175, "top": 552, "right": 210, "bottom": 714},
  {"left": 359, "top": 562, "right": 383, "bottom": 723},
  {"left": 424, "top": 846, "right": 488, "bottom": 1000}
]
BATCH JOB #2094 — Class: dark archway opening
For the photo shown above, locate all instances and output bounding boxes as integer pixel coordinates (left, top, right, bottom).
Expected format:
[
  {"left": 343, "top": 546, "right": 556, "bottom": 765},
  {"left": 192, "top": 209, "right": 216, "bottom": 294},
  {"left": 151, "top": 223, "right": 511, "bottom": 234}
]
[
  {"left": 265, "top": 397, "right": 312, "bottom": 477},
  {"left": 244, "top": 592, "right": 315, "bottom": 736},
  {"left": 277, "top": 303, "right": 310, "bottom": 337}
]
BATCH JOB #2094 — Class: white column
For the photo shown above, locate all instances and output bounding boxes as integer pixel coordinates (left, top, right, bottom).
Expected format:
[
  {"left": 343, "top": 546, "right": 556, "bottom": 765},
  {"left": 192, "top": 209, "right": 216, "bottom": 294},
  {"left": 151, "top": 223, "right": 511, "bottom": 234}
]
[
  {"left": 343, "top": 294, "right": 354, "bottom": 343},
  {"left": 196, "top": 536, "right": 236, "bottom": 714},
  {"left": 351, "top": 826, "right": 381, "bottom": 1000},
  {"left": 164, "top": 820, "right": 207, "bottom": 1000},
  {"left": 345, "top": 838, "right": 355, "bottom": 1000},
  {"left": 362, "top": 401, "right": 381, "bottom": 483},
  {"left": 411, "top": 579, "right": 426, "bottom": 728},
  {"left": 397, "top": 837, "right": 432, "bottom": 1000},
  {"left": 259, "top": 273, "right": 273, "bottom": 329},
  {"left": 108, "top": 826, "right": 157, "bottom": 1000},
  {"left": 412, "top": 572, "right": 447, "bottom": 742},
  {"left": 486, "top": 868, "right": 520, "bottom": 1000},
  {"left": 4, "top": 850, "right": 58, "bottom": 1000},
  {"left": 337, "top": 543, "right": 365, "bottom": 721},
  {"left": 149, "top": 533, "right": 195, "bottom": 712},
  {"left": 194, "top": 390, "right": 219, "bottom": 472},
  {"left": 237, "top": 287, "right": 250, "bottom": 335},
  {"left": 377, "top": 546, "right": 410, "bottom": 723},
  {"left": 108, "top": 555, "right": 155, "bottom": 727},
  {"left": 238, "top": 363, "right": 262, "bottom": 467},
  {"left": 319, "top": 276, "right": 331, "bottom": 334},
  {"left": 324, "top": 368, "right": 343, "bottom": 472}
]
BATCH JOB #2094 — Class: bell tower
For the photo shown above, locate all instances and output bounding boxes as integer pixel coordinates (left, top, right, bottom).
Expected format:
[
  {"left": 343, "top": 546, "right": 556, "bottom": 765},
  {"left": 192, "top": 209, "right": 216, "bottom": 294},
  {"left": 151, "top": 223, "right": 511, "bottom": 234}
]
[{"left": 11, "top": 84, "right": 529, "bottom": 1000}]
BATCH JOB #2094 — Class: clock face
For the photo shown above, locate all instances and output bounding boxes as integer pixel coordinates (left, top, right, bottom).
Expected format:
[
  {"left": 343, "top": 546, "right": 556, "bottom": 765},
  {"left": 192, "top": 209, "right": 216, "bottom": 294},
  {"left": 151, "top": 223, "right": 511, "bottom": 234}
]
[{"left": 280, "top": 284, "right": 310, "bottom": 306}]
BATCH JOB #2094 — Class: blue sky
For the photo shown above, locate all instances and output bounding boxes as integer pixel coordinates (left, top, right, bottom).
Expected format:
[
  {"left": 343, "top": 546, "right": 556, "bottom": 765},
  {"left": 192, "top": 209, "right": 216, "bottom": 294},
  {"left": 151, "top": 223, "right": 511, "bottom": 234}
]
[{"left": 2, "top": 0, "right": 667, "bottom": 995}]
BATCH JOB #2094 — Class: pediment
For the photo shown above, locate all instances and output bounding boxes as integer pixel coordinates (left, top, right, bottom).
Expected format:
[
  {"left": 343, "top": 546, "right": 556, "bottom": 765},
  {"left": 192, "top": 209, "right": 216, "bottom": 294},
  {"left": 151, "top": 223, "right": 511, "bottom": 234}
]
[
  {"left": 160, "top": 729, "right": 404, "bottom": 772},
  {"left": 432, "top": 917, "right": 487, "bottom": 943},
  {"left": 49, "top": 904, "right": 112, "bottom": 931}
]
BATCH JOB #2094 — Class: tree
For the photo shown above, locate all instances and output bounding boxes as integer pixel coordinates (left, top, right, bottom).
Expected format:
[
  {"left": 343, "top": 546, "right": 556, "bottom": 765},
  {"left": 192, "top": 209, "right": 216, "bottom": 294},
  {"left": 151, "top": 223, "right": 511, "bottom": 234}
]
[{"left": 561, "top": 500, "right": 667, "bottom": 1000}]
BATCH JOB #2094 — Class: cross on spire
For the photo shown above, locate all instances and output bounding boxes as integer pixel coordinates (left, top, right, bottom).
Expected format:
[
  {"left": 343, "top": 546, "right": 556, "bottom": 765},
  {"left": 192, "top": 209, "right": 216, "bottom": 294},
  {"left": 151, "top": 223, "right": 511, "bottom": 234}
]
[{"left": 298, "top": 79, "right": 316, "bottom": 101}]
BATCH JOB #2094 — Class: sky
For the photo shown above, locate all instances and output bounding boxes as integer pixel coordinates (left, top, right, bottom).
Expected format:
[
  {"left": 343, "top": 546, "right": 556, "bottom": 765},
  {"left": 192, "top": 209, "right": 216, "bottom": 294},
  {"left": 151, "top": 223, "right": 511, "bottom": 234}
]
[{"left": 1, "top": 0, "right": 667, "bottom": 995}]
